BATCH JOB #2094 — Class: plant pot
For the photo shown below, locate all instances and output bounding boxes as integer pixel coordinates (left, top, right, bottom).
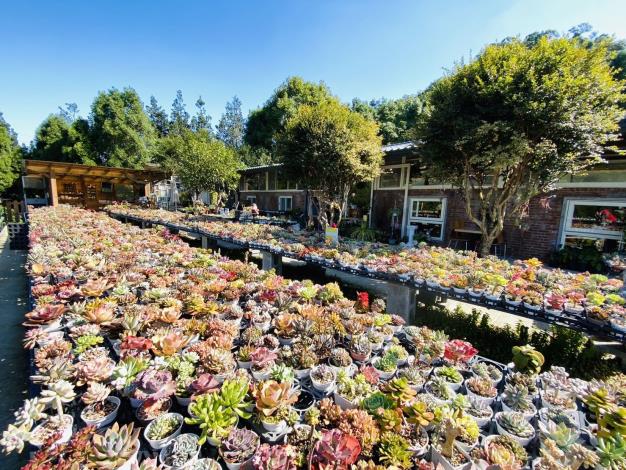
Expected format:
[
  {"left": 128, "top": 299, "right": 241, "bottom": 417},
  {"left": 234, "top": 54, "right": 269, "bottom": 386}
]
[
  {"left": 129, "top": 396, "right": 143, "bottom": 408},
  {"left": 237, "top": 360, "right": 252, "bottom": 369},
  {"left": 80, "top": 396, "right": 121, "bottom": 428},
  {"left": 484, "top": 293, "right": 501, "bottom": 303},
  {"left": 468, "top": 408, "right": 494, "bottom": 428},
  {"left": 159, "top": 433, "right": 201, "bottom": 469},
  {"left": 135, "top": 397, "right": 173, "bottom": 426},
  {"left": 452, "top": 287, "right": 467, "bottom": 296},
  {"left": 544, "top": 306, "right": 563, "bottom": 317},
  {"left": 431, "top": 443, "right": 473, "bottom": 470},
  {"left": 144, "top": 413, "right": 184, "bottom": 450},
  {"left": 222, "top": 455, "right": 255, "bottom": 470},
  {"left": 505, "top": 298, "right": 521, "bottom": 309},
  {"left": 294, "top": 368, "right": 310, "bottom": 379},
  {"left": 278, "top": 336, "right": 295, "bottom": 346},
  {"left": 494, "top": 412, "right": 536, "bottom": 447},
  {"left": 30, "top": 414, "right": 74, "bottom": 448},
  {"left": 251, "top": 368, "right": 272, "bottom": 381},
  {"left": 293, "top": 390, "right": 315, "bottom": 415},
  {"left": 523, "top": 302, "right": 541, "bottom": 313},
  {"left": 334, "top": 391, "right": 359, "bottom": 410},
  {"left": 371, "top": 358, "right": 396, "bottom": 380},
  {"left": 116, "top": 450, "right": 139, "bottom": 470},
  {"left": 464, "top": 382, "right": 496, "bottom": 406},
  {"left": 468, "top": 289, "right": 483, "bottom": 300},
  {"left": 501, "top": 399, "right": 536, "bottom": 421},
  {"left": 261, "top": 418, "right": 286, "bottom": 433},
  {"left": 564, "top": 304, "right": 584, "bottom": 316},
  {"left": 176, "top": 395, "right": 192, "bottom": 407}
]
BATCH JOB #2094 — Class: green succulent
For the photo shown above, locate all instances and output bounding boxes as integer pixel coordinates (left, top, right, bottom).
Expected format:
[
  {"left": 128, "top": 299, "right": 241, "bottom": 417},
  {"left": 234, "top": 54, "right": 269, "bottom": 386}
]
[
  {"left": 378, "top": 432, "right": 413, "bottom": 469},
  {"left": 361, "top": 392, "right": 394, "bottom": 414},
  {"left": 374, "top": 351, "right": 398, "bottom": 373},
  {"left": 435, "top": 366, "right": 463, "bottom": 384},
  {"left": 74, "top": 334, "right": 104, "bottom": 354},
  {"left": 90, "top": 422, "right": 140, "bottom": 469},
  {"left": 511, "top": 345, "right": 544, "bottom": 375},
  {"left": 596, "top": 435, "right": 626, "bottom": 470},
  {"left": 146, "top": 414, "right": 181, "bottom": 441},
  {"left": 186, "top": 393, "right": 238, "bottom": 445},
  {"left": 219, "top": 378, "right": 253, "bottom": 420}
]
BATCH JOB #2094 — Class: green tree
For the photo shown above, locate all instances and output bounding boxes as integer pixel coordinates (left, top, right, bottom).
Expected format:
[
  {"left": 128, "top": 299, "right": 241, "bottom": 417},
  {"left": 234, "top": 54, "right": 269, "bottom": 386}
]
[
  {"left": 146, "top": 96, "right": 169, "bottom": 137},
  {"left": 245, "top": 76, "right": 336, "bottom": 156},
  {"left": 351, "top": 95, "right": 424, "bottom": 144},
  {"left": 217, "top": 96, "right": 245, "bottom": 149},
  {"left": 190, "top": 96, "right": 212, "bottom": 133},
  {"left": 278, "top": 100, "right": 383, "bottom": 224},
  {"left": 416, "top": 37, "right": 625, "bottom": 256},
  {"left": 156, "top": 129, "right": 241, "bottom": 202},
  {"left": 30, "top": 115, "right": 72, "bottom": 162},
  {"left": 58, "top": 103, "right": 79, "bottom": 123},
  {"left": 169, "top": 90, "right": 190, "bottom": 135},
  {"left": 0, "top": 115, "right": 22, "bottom": 195},
  {"left": 89, "top": 87, "right": 156, "bottom": 168}
]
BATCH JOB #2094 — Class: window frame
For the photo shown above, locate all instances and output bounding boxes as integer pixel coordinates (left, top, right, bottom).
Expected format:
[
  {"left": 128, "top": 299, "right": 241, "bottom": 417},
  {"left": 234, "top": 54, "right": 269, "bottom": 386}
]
[
  {"left": 278, "top": 196, "right": 292, "bottom": 212},
  {"left": 246, "top": 195, "right": 257, "bottom": 204},
  {"left": 407, "top": 196, "right": 447, "bottom": 241},
  {"left": 558, "top": 198, "right": 626, "bottom": 247}
]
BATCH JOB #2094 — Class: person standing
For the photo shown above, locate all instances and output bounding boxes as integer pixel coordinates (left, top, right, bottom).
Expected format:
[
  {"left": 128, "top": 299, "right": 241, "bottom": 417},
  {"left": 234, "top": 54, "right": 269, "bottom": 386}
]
[{"left": 311, "top": 197, "right": 321, "bottom": 231}]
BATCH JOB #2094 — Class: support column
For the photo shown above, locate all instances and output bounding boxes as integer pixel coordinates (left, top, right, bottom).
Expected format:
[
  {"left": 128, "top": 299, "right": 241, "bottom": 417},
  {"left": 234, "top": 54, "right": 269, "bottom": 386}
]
[
  {"left": 261, "top": 250, "right": 283, "bottom": 274},
  {"left": 202, "top": 236, "right": 209, "bottom": 249},
  {"left": 49, "top": 174, "right": 59, "bottom": 206},
  {"left": 386, "top": 283, "right": 417, "bottom": 323}
]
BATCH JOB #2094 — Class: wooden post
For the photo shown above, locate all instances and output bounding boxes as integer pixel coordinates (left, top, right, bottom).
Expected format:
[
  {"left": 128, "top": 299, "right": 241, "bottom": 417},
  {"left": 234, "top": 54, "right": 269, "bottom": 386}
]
[
  {"left": 80, "top": 177, "right": 88, "bottom": 208},
  {"left": 49, "top": 174, "right": 59, "bottom": 206}
]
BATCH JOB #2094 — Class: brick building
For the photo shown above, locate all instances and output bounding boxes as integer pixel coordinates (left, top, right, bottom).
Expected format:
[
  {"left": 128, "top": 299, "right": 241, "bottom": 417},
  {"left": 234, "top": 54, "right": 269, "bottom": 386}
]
[{"left": 370, "top": 142, "right": 626, "bottom": 259}]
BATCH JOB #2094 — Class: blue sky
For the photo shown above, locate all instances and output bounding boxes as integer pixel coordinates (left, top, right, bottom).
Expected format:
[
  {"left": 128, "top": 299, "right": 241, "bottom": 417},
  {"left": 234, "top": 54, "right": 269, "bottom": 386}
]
[{"left": 2, "top": 0, "right": 626, "bottom": 144}]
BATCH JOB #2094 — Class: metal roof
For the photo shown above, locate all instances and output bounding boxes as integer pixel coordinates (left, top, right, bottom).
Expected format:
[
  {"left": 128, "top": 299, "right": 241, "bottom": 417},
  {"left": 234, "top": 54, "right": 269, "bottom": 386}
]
[{"left": 381, "top": 141, "right": 417, "bottom": 152}]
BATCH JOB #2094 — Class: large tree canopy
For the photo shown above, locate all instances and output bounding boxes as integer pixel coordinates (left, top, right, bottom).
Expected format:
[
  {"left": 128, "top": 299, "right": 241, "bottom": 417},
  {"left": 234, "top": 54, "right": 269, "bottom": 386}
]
[
  {"left": 217, "top": 96, "right": 245, "bottom": 149},
  {"left": 417, "top": 36, "right": 625, "bottom": 256},
  {"left": 0, "top": 114, "right": 22, "bottom": 196},
  {"left": 351, "top": 95, "right": 424, "bottom": 144},
  {"left": 278, "top": 100, "right": 383, "bottom": 224},
  {"left": 244, "top": 77, "right": 337, "bottom": 156},
  {"left": 155, "top": 129, "right": 241, "bottom": 200},
  {"left": 89, "top": 88, "right": 156, "bottom": 168}
]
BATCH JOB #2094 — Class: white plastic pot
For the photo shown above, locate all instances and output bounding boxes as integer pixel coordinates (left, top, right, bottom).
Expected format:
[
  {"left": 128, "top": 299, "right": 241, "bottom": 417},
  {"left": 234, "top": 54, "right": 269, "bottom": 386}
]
[
  {"left": 80, "top": 396, "right": 121, "bottom": 429},
  {"left": 144, "top": 413, "right": 184, "bottom": 450},
  {"left": 494, "top": 412, "right": 536, "bottom": 447},
  {"left": 333, "top": 391, "right": 358, "bottom": 410}
]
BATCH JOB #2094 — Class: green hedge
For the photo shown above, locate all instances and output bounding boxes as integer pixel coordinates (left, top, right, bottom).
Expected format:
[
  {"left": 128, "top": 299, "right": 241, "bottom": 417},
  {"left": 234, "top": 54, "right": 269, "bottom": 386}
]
[{"left": 414, "top": 305, "right": 622, "bottom": 380}]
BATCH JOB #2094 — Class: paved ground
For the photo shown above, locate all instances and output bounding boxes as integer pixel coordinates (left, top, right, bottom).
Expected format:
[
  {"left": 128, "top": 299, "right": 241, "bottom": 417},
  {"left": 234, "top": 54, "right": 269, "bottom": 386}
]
[{"left": 0, "top": 227, "right": 29, "bottom": 468}]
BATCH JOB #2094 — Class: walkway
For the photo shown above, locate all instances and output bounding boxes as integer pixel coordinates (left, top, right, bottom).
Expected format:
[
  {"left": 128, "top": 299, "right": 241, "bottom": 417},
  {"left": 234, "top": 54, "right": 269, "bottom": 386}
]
[{"left": 0, "top": 227, "right": 28, "bottom": 468}]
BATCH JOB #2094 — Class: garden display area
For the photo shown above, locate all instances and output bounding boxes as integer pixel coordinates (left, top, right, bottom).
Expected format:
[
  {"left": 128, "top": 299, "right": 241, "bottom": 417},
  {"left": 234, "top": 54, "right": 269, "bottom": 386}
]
[
  {"left": 2, "top": 205, "right": 626, "bottom": 470},
  {"left": 108, "top": 204, "right": 626, "bottom": 343}
]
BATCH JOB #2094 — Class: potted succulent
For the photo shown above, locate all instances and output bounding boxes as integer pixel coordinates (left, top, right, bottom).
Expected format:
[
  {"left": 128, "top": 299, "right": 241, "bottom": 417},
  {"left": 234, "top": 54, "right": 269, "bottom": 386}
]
[
  {"left": 80, "top": 383, "right": 121, "bottom": 429},
  {"left": 186, "top": 393, "right": 238, "bottom": 446},
  {"left": 372, "top": 351, "right": 398, "bottom": 380},
  {"left": 397, "top": 365, "right": 428, "bottom": 391},
  {"left": 311, "top": 364, "right": 337, "bottom": 392},
  {"left": 136, "top": 397, "right": 173, "bottom": 425},
  {"left": 89, "top": 422, "right": 141, "bottom": 470},
  {"left": 425, "top": 377, "right": 457, "bottom": 404},
  {"left": 250, "top": 347, "right": 278, "bottom": 381},
  {"left": 471, "top": 361, "right": 503, "bottom": 386},
  {"left": 144, "top": 412, "right": 184, "bottom": 450},
  {"left": 251, "top": 443, "right": 299, "bottom": 470},
  {"left": 501, "top": 384, "right": 537, "bottom": 419},
  {"left": 201, "top": 348, "right": 236, "bottom": 383},
  {"left": 334, "top": 371, "right": 374, "bottom": 410},
  {"left": 464, "top": 376, "right": 497, "bottom": 405},
  {"left": 349, "top": 335, "right": 372, "bottom": 362},
  {"left": 434, "top": 366, "right": 464, "bottom": 391},
  {"left": 431, "top": 416, "right": 472, "bottom": 470},
  {"left": 219, "top": 428, "right": 260, "bottom": 470},
  {"left": 385, "top": 343, "right": 409, "bottom": 366},
  {"left": 270, "top": 363, "right": 296, "bottom": 385},
  {"left": 159, "top": 433, "right": 201, "bottom": 469},
  {"left": 274, "top": 313, "right": 298, "bottom": 346},
  {"left": 130, "top": 367, "right": 176, "bottom": 409},
  {"left": 328, "top": 348, "right": 354, "bottom": 376},
  {"left": 310, "top": 429, "right": 361, "bottom": 469},
  {"left": 254, "top": 380, "right": 299, "bottom": 432},
  {"left": 544, "top": 293, "right": 566, "bottom": 317},
  {"left": 495, "top": 411, "right": 536, "bottom": 447},
  {"left": 478, "top": 434, "right": 528, "bottom": 469},
  {"left": 510, "top": 345, "right": 544, "bottom": 376},
  {"left": 236, "top": 345, "right": 254, "bottom": 369},
  {"left": 564, "top": 291, "right": 585, "bottom": 316},
  {"left": 465, "top": 396, "right": 494, "bottom": 428}
]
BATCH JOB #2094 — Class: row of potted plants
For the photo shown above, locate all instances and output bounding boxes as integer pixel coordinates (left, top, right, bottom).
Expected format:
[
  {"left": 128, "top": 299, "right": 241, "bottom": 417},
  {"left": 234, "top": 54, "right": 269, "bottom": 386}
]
[
  {"left": 3, "top": 205, "right": 625, "bottom": 470},
  {"left": 109, "top": 205, "right": 626, "bottom": 333}
]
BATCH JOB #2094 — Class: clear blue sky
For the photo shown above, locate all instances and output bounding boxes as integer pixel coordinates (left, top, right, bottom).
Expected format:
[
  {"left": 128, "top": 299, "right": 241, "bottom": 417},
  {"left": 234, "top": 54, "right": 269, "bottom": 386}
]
[{"left": 2, "top": 0, "right": 626, "bottom": 144}]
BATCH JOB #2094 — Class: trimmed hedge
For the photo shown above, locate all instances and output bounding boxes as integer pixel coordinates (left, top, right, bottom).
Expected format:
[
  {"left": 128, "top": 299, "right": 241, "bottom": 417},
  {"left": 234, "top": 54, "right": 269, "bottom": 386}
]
[{"left": 415, "top": 305, "right": 622, "bottom": 380}]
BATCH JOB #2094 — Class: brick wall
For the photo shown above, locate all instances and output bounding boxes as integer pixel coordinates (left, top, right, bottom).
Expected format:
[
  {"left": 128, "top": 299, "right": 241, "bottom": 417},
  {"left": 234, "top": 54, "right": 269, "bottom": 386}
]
[
  {"left": 239, "top": 191, "right": 307, "bottom": 213},
  {"left": 372, "top": 186, "right": 626, "bottom": 260}
]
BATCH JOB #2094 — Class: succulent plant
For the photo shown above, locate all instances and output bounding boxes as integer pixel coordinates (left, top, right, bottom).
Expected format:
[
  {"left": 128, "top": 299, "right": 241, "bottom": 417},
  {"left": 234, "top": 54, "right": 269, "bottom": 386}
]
[
  {"left": 444, "top": 339, "right": 478, "bottom": 363},
  {"left": 502, "top": 384, "right": 535, "bottom": 413},
  {"left": 482, "top": 435, "right": 528, "bottom": 468},
  {"left": 497, "top": 412, "right": 535, "bottom": 438},
  {"left": 378, "top": 432, "right": 413, "bottom": 469},
  {"left": 584, "top": 387, "right": 616, "bottom": 417},
  {"left": 511, "top": 345, "right": 544, "bottom": 375},
  {"left": 472, "top": 362, "right": 503, "bottom": 382},
  {"left": 111, "top": 356, "right": 149, "bottom": 389},
  {"left": 311, "top": 428, "right": 361, "bottom": 468},
  {"left": 74, "top": 334, "right": 104, "bottom": 355},
  {"left": 219, "top": 378, "right": 253, "bottom": 419},
  {"left": 426, "top": 377, "right": 456, "bottom": 401},
  {"left": 251, "top": 443, "right": 298, "bottom": 470},
  {"left": 254, "top": 380, "right": 299, "bottom": 417},
  {"left": 596, "top": 435, "right": 626, "bottom": 470},
  {"left": 373, "top": 351, "right": 398, "bottom": 373},
  {"left": 311, "top": 365, "right": 336, "bottom": 384},
  {"left": 435, "top": 365, "right": 463, "bottom": 384},
  {"left": 220, "top": 428, "right": 259, "bottom": 464},
  {"left": 89, "top": 422, "right": 140, "bottom": 469},
  {"left": 81, "top": 382, "right": 111, "bottom": 405},
  {"left": 161, "top": 434, "right": 200, "bottom": 468},
  {"left": 329, "top": 348, "right": 353, "bottom": 367},
  {"left": 189, "top": 373, "right": 220, "bottom": 397},
  {"left": 466, "top": 376, "right": 497, "bottom": 398},
  {"left": 270, "top": 363, "right": 295, "bottom": 383},
  {"left": 132, "top": 368, "right": 176, "bottom": 401},
  {"left": 403, "top": 400, "right": 435, "bottom": 428},
  {"left": 201, "top": 348, "right": 236, "bottom": 375},
  {"left": 186, "top": 393, "right": 237, "bottom": 445},
  {"left": 250, "top": 347, "right": 278, "bottom": 370},
  {"left": 381, "top": 377, "right": 417, "bottom": 405},
  {"left": 146, "top": 414, "right": 181, "bottom": 440},
  {"left": 40, "top": 380, "right": 76, "bottom": 416},
  {"left": 151, "top": 331, "right": 189, "bottom": 356},
  {"left": 598, "top": 406, "right": 626, "bottom": 439},
  {"left": 539, "top": 420, "right": 579, "bottom": 449},
  {"left": 361, "top": 391, "right": 395, "bottom": 415}
]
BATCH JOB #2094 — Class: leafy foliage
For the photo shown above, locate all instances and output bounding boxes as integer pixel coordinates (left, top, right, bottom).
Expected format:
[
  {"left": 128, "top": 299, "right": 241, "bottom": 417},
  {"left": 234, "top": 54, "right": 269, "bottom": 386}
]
[
  {"left": 217, "top": 96, "right": 245, "bottom": 149},
  {"left": 0, "top": 115, "right": 22, "bottom": 195},
  {"left": 417, "top": 36, "right": 626, "bottom": 256},
  {"left": 351, "top": 95, "right": 424, "bottom": 144}
]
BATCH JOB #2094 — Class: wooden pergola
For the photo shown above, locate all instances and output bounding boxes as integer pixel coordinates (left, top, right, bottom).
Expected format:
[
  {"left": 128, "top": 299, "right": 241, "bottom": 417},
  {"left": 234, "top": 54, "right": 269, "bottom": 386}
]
[{"left": 23, "top": 160, "right": 168, "bottom": 210}]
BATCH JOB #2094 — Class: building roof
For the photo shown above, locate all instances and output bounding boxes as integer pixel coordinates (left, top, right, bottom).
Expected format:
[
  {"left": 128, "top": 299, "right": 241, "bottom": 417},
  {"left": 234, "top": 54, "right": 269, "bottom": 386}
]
[
  {"left": 23, "top": 160, "right": 167, "bottom": 185},
  {"left": 381, "top": 141, "right": 417, "bottom": 152},
  {"left": 239, "top": 163, "right": 283, "bottom": 174}
]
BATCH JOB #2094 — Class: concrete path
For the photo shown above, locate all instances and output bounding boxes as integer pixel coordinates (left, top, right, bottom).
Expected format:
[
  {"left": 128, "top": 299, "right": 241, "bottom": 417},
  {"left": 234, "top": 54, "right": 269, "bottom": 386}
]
[{"left": 0, "top": 227, "right": 28, "bottom": 468}]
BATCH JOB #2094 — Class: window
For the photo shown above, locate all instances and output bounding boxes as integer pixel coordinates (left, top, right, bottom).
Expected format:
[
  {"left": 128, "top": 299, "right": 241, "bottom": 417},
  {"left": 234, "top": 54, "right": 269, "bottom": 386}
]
[
  {"left": 62, "top": 183, "right": 77, "bottom": 194},
  {"left": 378, "top": 167, "right": 404, "bottom": 188},
  {"left": 115, "top": 184, "right": 134, "bottom": 201},
  {"left": 560, "top": 199, "right": 626, "bottom": 251},
  {"left": 278, "top": 196, "right": 292, "bottom": 212},
  {"left": 408, "top": 197, "right": 447, "bottom": 241},
  {"left": 243, "top": 172, "right": 266, "bottom": 191},
  {"left": 101, "top": 182, "right": 113, "bottom": 193},
  {"left": 246, "top": 195, "right": 257, "bottom": 204}
]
